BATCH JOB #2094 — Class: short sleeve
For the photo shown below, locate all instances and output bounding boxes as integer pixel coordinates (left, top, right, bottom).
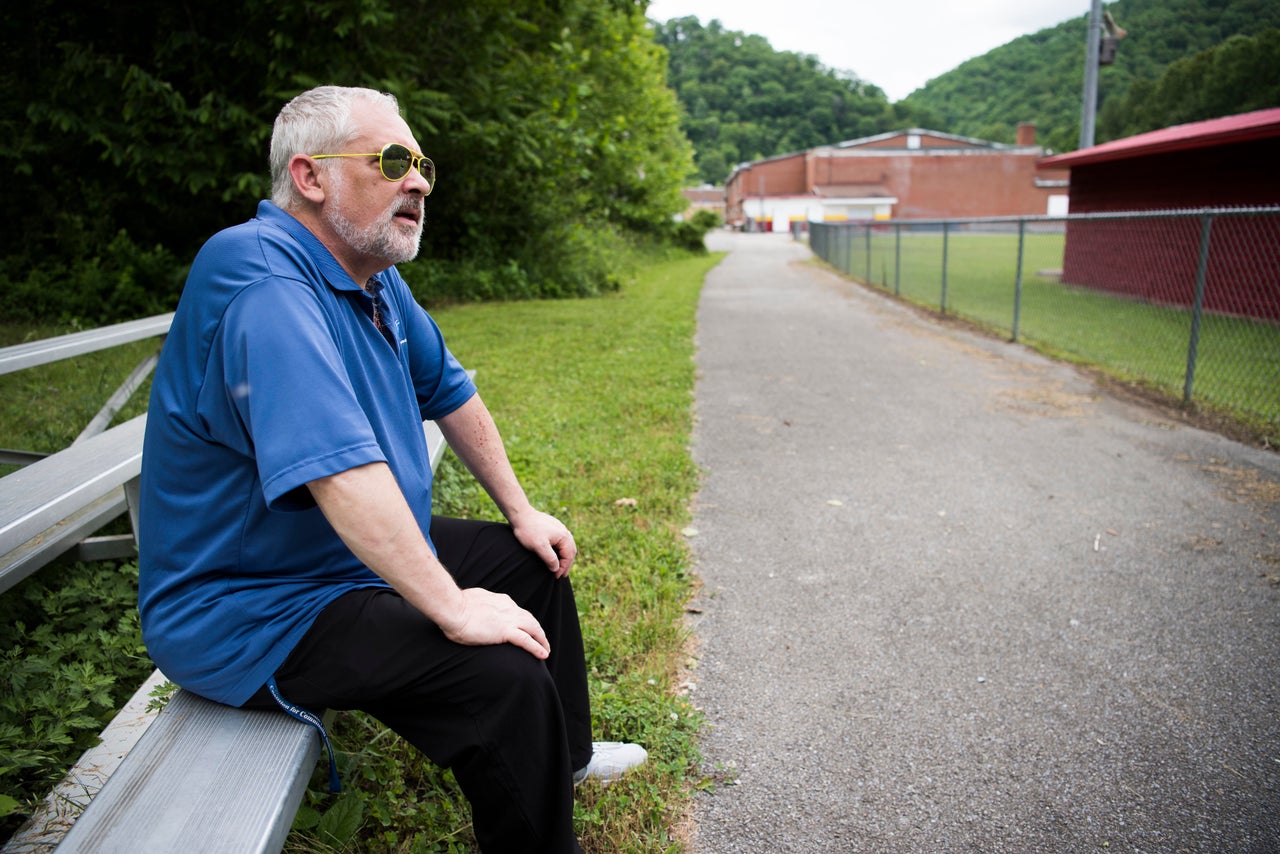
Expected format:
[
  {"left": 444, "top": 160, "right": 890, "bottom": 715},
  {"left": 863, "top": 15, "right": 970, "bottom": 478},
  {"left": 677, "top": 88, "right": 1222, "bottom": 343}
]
[{"left": 199, "top": 280, "right": 386, "bottom": 509}]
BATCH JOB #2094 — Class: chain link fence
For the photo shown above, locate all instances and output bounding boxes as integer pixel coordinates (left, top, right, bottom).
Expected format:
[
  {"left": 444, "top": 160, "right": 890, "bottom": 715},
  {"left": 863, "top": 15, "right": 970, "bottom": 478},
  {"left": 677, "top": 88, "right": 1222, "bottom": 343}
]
[{"left": 804, "top": 208, "right": 1280, "bottom": 444}]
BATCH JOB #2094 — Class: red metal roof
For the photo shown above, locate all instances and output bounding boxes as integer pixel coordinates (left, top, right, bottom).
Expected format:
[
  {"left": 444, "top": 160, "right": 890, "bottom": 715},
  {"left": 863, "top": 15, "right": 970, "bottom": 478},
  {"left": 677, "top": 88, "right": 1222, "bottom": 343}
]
[{"left": 1038, "top": 108, "right": 1280, "bottom": 169}]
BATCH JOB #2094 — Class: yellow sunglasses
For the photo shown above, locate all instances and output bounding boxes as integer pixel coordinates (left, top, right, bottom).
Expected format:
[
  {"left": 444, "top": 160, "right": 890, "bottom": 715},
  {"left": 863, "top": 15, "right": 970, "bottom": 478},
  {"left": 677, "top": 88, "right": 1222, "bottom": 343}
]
[{"left": 311, "top": 142, "right": 435, "bottom": 192}]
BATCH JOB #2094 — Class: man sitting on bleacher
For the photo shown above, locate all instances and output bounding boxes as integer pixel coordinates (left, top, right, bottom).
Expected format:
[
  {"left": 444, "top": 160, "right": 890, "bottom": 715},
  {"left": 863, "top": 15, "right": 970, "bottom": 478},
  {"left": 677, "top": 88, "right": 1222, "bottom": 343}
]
[{"left": 137, "top": 85, "right": 644, "bottom": 853}]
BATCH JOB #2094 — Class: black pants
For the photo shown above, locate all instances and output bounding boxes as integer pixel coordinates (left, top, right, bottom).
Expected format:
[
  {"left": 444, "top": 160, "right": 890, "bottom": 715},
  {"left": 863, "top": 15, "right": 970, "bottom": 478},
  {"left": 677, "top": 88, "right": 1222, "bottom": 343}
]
[{"left": 243, "top": 517, "right": 591, "bottom": 853}]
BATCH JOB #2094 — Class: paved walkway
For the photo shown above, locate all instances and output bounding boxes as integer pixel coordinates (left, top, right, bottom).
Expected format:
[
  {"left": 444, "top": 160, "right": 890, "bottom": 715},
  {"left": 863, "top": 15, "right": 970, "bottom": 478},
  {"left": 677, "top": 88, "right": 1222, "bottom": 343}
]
[{"left": 686, "top": 231, "right": 1280, "bottom": 853}]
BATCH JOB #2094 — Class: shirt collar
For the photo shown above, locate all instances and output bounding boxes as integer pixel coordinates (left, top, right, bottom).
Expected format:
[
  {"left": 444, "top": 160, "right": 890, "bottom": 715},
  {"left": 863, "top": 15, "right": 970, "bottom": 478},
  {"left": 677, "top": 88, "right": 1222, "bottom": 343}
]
[{"left": 255, "top": 200, "right": 374, "bottom": 295}]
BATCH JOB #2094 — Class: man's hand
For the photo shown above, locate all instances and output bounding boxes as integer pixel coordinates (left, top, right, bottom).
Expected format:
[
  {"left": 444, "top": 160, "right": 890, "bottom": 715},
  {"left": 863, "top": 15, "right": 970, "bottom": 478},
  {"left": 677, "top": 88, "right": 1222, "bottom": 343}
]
[
  {"left": 308, "top": 463, "right": 553, "bottom": 660},
  {"left": 511, "top": 510, "right": 577, "bottom": 578},
  {"left": 442, "top": 588, "right": 551, "bottom": 660}
]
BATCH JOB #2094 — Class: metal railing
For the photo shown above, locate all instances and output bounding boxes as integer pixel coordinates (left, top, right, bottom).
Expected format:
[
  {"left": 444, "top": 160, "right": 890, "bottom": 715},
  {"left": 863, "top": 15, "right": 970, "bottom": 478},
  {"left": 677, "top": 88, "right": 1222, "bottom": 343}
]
[{"left": 803, "top": 208, "right": 1280, "bottom": 442}]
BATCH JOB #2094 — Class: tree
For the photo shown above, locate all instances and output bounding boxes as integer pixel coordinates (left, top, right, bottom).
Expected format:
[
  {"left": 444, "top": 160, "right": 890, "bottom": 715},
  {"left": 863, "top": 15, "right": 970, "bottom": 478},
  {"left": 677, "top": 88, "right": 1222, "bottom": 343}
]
[
  {"left": 899, "top": 0, "right": 1280, "bottom": 153},
  {"left": 651, "top": 16, "right": 911, "bottom": 184},
  {"left": 0, "top": 0, "right": 697, "bottom": 322},
  {"left": 1097, "top": 28, "right": 1280, "bottom": 139}
]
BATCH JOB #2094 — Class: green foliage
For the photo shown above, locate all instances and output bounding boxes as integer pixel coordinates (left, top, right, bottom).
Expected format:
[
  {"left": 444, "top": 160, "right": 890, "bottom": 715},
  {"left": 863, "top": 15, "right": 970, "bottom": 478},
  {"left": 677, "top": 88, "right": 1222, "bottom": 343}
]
[
  {"left": 653, "top": 0, "right": 1280, "bottom": 174},
  {"left": 900, "top": 0, "right": 1280, "bottom": 152},
  {"left": 286, "top": 712, "right": 481, "bottom": 853},
  {"left": 284, "top": 250, "right": 719, "bottom": 852},
  {"left": 0, "top": 233, "right": 185, "bottom": 327},
  {"left": 667, "top": 209, "right": 722, "bottom": 254},
  {"left": 1098, "top": 29, "right": 1280, "bottom": 139},
  {"left": 652, "top": 16, "right": 921, "bottom": 184},
  {"left": 0, "top": 561, "right": 153, "bottom": 839},
  {"left": 0, "top": 0, "right": 696, "bottom": 323}
]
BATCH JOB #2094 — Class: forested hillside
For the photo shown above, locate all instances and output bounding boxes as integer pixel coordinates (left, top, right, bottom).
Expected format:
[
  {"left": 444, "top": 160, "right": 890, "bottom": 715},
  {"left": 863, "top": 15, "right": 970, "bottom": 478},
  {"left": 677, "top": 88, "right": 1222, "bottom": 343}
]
[
  {"left": 900, "top": 0, "right": 1280, "bottom": 152},
  {"left": 652, "top": 17, "right": 924, "bottom": 184},
  {"left": 0, "top": 0, "right": 695, "bottom": 324},
  {"left": 1097, "top": 28, "right": 1280, "bottom": 140},
  {"left": 654, "top": 0, "right": 1280, "bottom": 183}
]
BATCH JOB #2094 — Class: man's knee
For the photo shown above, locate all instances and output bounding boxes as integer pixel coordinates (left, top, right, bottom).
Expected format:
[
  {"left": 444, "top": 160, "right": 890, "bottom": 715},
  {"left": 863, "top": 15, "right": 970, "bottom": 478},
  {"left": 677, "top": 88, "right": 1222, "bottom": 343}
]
[{"left": 476, "top": 643, "right": 559, "bottom": 705}]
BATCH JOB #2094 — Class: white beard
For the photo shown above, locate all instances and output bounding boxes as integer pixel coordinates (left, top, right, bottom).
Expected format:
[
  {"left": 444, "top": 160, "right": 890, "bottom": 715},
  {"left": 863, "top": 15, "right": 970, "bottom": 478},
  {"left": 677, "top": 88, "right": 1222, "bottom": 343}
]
[{"left": 323, "top": 174, "right": 423, "bottom": 267}]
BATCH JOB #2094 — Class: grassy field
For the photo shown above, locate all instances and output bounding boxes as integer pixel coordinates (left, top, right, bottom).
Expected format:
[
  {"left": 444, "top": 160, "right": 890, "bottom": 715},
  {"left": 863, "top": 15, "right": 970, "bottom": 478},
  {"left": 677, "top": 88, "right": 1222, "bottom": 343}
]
[
  {"left": 830, "top": 229, "right": 1280, "bottom": 445},
  {"left": 0, "top": 249, "right": 719, "bottom": 851},
  {"left": 0, "top": 329, "right": 158, "bottom": 477}
]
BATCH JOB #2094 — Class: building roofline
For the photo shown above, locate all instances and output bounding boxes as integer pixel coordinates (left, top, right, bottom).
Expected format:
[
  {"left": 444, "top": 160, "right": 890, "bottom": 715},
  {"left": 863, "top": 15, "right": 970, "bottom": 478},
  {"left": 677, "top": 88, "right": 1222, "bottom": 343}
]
[
  {"left": 835, "top": 127, "right": 1019, "bottom": 151},
  {"left": 1038, "top": 108, "right": 1280, "bottom": 169},
  {"left": 726, "top": 149, "right": 807, "bottom": 184},
  {"left": 726, "top": 128, "right": 1040, "bottom": 184},
  {"left": 725, "top": 125, "right": 1053, "bottom": 184},
  {"left": 816, "top": 146, "right": 1044, "bottom": 158}
]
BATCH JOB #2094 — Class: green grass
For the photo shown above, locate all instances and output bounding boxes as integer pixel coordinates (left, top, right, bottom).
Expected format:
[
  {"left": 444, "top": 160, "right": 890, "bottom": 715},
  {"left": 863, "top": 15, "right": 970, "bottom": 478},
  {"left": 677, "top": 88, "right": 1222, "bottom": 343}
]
[
  {"left": 0, "top": 249, "right": 720, "bottom": 851},
  {"left": 828, "top": 230, "right": 1280, "bottom": 444},
  {"left": 0, "top": 328, "right": 158, "bottom": 477}
]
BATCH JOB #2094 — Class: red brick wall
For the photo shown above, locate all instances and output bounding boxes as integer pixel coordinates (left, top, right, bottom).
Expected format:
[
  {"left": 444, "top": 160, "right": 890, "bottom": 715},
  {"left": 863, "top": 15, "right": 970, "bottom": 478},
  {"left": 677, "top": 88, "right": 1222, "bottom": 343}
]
[
  {"left": 822, "top": 152, "right": 1067, "bottom": 219},
  {"left": 726, "top": 154, "right": 807, "bottom": 223},
  {"left": 727, "top": 137, "right": 1071, "bottom": 224},
  {"left": 1061, "top": 138, "right": 1280, "bottom": 321}
]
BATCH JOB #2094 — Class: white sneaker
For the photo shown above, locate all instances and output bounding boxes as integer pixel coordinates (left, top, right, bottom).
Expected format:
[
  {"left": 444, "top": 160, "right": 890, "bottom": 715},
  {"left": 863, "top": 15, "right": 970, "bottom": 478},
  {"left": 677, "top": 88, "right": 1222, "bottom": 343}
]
[{"left": 572, "top": 741, "right": 647, "bottom": 786}]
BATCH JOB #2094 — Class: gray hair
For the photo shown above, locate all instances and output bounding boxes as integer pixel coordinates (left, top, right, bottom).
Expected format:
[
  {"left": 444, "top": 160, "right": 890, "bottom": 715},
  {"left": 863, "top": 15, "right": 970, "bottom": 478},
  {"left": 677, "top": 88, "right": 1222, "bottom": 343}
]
[{"left": 269, "top": 86, "right": 400, "bottom": 210}]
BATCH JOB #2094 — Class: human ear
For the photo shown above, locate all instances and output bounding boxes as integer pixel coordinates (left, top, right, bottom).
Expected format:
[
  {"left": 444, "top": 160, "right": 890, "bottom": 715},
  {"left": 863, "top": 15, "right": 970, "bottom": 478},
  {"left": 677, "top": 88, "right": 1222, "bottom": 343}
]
[{"left": 288, "top": 154, "right": 327, "bottom": 204}]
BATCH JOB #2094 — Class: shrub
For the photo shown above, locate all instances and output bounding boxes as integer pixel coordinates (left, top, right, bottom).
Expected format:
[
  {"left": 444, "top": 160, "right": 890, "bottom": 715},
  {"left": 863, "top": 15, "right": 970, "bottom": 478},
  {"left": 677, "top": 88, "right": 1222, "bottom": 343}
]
[
  {"left": 0, "top": 560, "right": 154, "bottom": 839},
  {"left": 0, "top": 232, "right": 185, "bottom": 325}
]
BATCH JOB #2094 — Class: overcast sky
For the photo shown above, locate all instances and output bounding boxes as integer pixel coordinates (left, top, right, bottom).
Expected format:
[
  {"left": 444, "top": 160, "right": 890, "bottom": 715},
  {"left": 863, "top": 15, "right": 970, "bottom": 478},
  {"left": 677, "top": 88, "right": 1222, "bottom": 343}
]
[{"left": 645, "top": 0, "right": 1094, "bottom": 102}]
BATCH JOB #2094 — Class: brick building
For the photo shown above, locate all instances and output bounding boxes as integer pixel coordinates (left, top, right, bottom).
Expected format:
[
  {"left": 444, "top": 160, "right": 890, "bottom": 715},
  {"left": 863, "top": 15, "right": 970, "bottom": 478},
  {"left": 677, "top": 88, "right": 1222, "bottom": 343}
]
[
  {"left": 1037, "top": 108, "right": 1280, "bottom": 321},
  {"left": 679, "top": 184, "right": 726, "bottom": 222},
  {"left": 724, "top": 125, "right": 1069, "bottom": 232}
]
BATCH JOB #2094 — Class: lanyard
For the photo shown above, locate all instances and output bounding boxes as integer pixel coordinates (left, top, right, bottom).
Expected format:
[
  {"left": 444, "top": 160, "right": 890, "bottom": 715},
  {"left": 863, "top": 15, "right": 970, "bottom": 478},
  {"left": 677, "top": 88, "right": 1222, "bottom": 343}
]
[{"left": 266, "top": 676, "right": 342, "bottom": 794}]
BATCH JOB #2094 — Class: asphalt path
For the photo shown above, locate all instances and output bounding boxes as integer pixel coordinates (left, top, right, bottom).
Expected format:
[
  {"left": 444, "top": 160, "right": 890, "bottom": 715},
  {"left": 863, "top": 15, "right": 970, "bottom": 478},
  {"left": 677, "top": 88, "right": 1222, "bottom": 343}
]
[{"left": 685, "top": 231, "right": 1280, "bottom": 853}]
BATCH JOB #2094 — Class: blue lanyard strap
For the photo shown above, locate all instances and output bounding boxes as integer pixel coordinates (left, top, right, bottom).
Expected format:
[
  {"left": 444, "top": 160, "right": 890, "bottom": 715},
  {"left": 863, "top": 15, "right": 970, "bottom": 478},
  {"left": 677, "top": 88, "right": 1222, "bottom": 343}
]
[{"left": 266, "top": 676, "right": 342, "bottom": 794}]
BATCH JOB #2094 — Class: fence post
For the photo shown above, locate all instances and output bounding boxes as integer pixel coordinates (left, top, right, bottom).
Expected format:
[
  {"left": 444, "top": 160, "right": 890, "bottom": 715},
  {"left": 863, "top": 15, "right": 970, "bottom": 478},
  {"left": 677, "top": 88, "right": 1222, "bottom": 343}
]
[
  {"left": 894, "top": 223, "right": 902, "bottom": 296},
  {"left": 865, "top": 226, "right": 872, "bottom": 283},
  {"left": 941, "top": 221, "right": 950, "bottom": 313},
  {"left": 1183, "top": 214, "right": 1214, "bottom": 404},
  {"left": 845, "top": 224, "right": 853, "bottom": 276},
  {"left": 1012, "top": 219, "right": 1026, "bottom": 342}
]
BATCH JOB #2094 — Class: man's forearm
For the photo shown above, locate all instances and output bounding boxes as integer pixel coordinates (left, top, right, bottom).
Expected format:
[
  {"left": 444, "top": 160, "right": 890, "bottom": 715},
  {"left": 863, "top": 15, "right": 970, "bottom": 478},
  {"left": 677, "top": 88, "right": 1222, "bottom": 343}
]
[
  {"left": 435, "top": 392, "right": 576, "bottom": 577},
  {"left": 307, "top": 460, "right": 551, "bottom": 657},
  {"left": 307, "top": 462, "right": 465, "bottom": 629},
  {"left": 436, "top": 393, "right": 536, "bottom": 522}
]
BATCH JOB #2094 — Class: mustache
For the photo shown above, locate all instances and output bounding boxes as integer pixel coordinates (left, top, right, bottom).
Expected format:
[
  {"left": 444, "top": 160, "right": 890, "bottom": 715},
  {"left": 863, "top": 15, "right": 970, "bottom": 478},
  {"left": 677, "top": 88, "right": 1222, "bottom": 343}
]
[{"left": 390, "top": 198, "right": 424, "bottom": 226}]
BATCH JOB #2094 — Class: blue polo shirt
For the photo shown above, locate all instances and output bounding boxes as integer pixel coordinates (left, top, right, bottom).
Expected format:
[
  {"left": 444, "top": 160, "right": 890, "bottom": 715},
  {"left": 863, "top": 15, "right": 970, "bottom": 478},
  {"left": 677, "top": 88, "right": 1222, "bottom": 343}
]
[{"left": 138, "top": 200, "right": 476, "bottom": 707}]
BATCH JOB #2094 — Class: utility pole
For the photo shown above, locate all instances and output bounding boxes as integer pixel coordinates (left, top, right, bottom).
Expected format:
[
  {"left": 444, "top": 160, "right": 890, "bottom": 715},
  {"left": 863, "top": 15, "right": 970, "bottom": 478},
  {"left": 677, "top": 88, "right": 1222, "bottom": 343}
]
[
  {"left": 1079, "top": 0, "right": 1127, "bottom": 149},
  {"left": 1079, "top": 0, "right": 1103, "bottom": 149}
]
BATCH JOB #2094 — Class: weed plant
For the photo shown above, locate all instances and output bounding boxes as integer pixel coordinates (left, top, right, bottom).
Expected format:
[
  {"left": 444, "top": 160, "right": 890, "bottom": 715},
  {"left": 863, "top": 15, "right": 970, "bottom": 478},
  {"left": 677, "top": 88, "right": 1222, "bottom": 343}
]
[{"left": 0, "top": 561, "right": 153, "bottom": 837}]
